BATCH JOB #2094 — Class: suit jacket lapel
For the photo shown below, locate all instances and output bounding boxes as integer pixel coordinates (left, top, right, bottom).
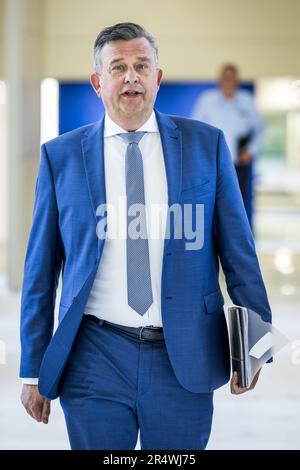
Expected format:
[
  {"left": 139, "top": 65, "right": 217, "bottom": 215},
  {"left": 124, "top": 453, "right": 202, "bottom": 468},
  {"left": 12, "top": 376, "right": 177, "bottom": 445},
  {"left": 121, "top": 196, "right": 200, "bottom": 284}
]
[
  {"left": 155, "top": 109, "right": 182, "bottom": 207},
  {"left": 81, "top": 117, "right": 107, "bottom": 256},
  {"left": 155, "top": 110, "right": 182, "bottom": 254}
]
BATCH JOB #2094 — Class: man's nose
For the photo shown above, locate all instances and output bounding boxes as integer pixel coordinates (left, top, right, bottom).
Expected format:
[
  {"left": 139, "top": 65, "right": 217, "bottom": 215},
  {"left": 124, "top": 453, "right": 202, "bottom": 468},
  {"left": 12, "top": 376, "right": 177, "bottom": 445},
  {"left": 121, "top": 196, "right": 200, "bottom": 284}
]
[{"left": 124, "top": 68, "right": 140, "bottom": 84}]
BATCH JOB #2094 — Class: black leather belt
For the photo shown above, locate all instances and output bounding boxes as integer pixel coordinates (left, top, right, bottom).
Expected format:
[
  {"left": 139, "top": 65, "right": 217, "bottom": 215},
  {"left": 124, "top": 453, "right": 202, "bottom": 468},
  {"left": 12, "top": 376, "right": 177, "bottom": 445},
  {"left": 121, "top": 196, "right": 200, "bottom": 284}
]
[{"left": 84, "top": 314, "right": 164, "bottom": 342}]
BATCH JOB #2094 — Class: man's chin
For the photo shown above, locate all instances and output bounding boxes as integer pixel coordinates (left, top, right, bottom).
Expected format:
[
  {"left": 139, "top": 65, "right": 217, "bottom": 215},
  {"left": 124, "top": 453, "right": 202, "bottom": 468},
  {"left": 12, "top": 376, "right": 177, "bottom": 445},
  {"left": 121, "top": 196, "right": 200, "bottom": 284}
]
[{"left": 119, "top": 105, "right": 145, "bottom": 117}]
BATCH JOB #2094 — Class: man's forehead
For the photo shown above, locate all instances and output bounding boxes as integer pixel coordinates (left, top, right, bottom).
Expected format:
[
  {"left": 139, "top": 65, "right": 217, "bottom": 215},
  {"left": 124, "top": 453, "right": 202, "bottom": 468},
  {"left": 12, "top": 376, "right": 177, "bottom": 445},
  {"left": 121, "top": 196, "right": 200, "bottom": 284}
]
[
  {"left": 102, "top": 38, "right": 154, "bottom": 62},
  {"left": 221, "top": 69, "right": 238, "bottom": 78}
]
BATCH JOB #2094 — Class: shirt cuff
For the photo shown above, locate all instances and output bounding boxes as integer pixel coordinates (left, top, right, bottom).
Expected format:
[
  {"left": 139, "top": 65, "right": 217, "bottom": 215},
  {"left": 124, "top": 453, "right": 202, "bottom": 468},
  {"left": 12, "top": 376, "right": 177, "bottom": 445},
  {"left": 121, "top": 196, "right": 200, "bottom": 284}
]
[{"left": 21, "top": 378, "right": 39, "bottom": 385}]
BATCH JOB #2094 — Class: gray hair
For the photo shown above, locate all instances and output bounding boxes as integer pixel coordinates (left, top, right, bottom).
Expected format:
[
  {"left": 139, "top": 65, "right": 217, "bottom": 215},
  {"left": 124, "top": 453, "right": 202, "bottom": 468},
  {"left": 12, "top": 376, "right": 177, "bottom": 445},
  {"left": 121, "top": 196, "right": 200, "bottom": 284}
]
[{"left": 93, "top": 22, "right": 158, "bottom": 73}]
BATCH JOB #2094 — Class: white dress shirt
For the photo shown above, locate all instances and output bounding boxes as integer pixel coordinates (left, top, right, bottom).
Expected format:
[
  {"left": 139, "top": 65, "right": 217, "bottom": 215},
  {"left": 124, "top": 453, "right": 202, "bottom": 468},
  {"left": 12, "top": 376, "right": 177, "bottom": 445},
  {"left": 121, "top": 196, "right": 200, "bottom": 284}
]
[
  {"left": 84, "top": 111, "right": 168, "bottom": 327},
  {"left": 192, "top": 89, "right": 264, "bottom": 163},
  {"left": 22, "top": 111, "right": 168, "bottom": 384}
]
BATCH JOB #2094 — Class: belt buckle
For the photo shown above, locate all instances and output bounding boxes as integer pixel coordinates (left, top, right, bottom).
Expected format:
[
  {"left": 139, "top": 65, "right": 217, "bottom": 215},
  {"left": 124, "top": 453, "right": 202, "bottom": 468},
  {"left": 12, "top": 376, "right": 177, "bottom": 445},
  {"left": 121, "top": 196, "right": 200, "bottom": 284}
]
[
  {"left": 139, "top": 325, "right": 161, "bottom": 341},
  {"left": 139, "top": 326, "right": 147, "bottom": 341}
]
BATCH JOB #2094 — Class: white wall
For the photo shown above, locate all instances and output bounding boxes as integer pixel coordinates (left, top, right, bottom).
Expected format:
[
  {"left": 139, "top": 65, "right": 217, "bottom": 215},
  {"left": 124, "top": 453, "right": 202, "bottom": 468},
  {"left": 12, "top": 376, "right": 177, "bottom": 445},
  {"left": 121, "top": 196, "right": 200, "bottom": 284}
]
[{"left": 42, "top": 0, "right": 300, "bottom": 80}]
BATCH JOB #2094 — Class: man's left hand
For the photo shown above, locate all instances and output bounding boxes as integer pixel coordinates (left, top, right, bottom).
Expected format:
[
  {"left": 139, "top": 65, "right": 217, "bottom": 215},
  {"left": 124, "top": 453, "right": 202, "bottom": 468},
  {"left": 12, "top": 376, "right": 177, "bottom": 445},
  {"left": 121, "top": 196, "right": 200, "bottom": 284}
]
[{"left": 230, "top": 368, "right": 261, "bottom": 395}]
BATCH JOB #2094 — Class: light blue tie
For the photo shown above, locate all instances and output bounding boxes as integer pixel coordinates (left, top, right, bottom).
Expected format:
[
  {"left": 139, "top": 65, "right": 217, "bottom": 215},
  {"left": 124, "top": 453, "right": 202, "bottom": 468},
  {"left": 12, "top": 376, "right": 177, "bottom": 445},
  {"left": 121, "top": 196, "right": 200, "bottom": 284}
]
[{"left": 118, "top": 131, "right": 153, "bottom": 316}]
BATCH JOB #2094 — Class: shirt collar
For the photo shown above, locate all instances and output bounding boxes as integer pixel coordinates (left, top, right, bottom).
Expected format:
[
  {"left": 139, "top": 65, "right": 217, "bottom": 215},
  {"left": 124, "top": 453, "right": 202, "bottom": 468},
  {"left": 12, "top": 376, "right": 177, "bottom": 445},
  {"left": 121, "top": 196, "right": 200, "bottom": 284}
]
[
  {"left": 104, "top": 110, "right": 158, "bottom": 137},
  {"left": 218, "top": 88, "right": 237, "bottom": 103}
]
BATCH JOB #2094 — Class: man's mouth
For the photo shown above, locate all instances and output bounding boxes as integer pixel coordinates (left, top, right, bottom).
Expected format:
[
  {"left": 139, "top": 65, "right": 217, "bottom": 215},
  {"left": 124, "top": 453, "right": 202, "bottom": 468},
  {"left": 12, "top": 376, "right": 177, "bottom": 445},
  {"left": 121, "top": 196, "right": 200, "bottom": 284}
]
[{"left": 122, "top": 91, "right": 142, "bottom": 97}]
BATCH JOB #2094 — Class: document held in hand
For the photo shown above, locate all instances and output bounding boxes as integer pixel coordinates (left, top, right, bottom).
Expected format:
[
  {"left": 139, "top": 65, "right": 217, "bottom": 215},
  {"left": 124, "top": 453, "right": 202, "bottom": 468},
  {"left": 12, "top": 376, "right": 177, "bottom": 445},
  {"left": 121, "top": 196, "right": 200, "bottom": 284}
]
[{"left": 227, "top": 306, "right": 287, "bottom": 388}]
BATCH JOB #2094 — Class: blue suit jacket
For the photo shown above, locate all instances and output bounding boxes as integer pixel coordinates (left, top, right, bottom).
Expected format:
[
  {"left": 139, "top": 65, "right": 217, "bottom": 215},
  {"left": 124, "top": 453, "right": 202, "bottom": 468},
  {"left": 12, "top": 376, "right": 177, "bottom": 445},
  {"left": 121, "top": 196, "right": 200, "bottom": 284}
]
[{"left": 20, "top": 110, "right": 272, "bottom": 399}]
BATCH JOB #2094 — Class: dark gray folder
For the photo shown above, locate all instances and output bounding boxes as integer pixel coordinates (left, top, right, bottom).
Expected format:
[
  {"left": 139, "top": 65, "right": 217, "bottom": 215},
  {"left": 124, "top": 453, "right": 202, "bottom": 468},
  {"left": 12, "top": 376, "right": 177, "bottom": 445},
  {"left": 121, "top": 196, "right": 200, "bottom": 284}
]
[{"left": 228, "top": 306, "right": 250, "bottom": 388}]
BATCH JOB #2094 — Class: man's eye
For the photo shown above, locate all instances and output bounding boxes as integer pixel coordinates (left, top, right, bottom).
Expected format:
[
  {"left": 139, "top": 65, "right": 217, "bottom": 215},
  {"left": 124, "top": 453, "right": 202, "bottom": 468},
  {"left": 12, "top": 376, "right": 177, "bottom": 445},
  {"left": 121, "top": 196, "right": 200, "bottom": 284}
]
[
  {"left": 112, "top": 65, "right": 125, "bottom": 71},
  {"left": 136, "top": 63, "right": 148, "bottom": 70}
]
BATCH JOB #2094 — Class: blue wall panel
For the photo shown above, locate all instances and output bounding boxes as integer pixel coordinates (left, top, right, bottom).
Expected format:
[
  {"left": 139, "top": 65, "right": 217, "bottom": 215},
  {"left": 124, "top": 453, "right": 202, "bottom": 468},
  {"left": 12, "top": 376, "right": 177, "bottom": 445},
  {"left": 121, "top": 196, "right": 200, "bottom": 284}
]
[{"left": 59, "top": 81, "right": 254, "bottom": 135}]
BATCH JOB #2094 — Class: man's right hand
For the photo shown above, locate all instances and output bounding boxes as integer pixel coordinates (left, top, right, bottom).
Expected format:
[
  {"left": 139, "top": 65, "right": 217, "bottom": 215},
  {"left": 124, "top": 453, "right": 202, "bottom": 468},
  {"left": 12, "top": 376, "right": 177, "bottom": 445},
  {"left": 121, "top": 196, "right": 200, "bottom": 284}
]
[
  {"left": 21, "top": 384, "right": 51, "bottom": 424},
  {"left": 238, "top": 148, "right": 252, "bottom": 165}
]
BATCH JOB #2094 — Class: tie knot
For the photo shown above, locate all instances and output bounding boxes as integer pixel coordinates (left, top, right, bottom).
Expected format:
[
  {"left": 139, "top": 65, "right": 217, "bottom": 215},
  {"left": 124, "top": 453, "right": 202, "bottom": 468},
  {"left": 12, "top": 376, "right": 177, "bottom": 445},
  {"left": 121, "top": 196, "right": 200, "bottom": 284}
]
[{"left": 118, "top": 131, "right": 146, "bottom": 145}]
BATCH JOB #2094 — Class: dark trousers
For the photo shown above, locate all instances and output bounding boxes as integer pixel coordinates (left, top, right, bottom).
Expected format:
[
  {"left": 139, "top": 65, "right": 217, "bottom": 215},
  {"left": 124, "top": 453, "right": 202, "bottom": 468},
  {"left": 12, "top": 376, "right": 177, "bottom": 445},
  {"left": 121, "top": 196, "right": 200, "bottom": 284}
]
[
  {"left": 235, "top": 161, "right": 253, "bottom": 228},
  {"left": 59, "top": 317, "right": 214, "bottom": 450}
]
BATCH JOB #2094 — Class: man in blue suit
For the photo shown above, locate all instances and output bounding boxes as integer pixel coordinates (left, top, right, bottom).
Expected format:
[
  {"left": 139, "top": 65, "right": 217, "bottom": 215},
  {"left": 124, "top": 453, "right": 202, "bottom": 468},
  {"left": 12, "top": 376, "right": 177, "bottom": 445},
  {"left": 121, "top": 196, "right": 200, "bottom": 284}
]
[{"left": 20, "top": 23, "right": 271, "bottom": 450}]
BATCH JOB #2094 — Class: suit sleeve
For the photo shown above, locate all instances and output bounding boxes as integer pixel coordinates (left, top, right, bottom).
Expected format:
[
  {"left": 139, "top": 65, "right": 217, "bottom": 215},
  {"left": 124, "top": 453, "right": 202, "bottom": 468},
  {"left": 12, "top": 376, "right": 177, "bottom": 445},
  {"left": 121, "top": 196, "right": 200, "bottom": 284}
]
[
  {"left": 20, "top": 144, "right": 64, "bottom": 378},
  {"left": 213, "top": 130, "right": 272, "bottom": 324}
]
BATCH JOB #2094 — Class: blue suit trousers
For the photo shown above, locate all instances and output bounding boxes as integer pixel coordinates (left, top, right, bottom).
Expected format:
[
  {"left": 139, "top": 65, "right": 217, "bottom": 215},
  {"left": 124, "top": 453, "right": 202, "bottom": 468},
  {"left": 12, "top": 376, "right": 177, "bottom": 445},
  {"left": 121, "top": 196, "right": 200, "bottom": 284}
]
[{"left": 59, "top": 317, "right": 214, "bottom": 450}]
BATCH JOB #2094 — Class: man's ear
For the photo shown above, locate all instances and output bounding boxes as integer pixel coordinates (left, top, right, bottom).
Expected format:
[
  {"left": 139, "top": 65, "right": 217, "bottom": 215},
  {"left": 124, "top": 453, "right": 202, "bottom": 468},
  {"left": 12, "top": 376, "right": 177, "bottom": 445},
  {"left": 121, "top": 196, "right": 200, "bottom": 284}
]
[
  {"left": 156, "top": 68, "right": 163, "bottom": 89},
  {"left": 90, "top": 73, "right": 101, "bottom": 98}
]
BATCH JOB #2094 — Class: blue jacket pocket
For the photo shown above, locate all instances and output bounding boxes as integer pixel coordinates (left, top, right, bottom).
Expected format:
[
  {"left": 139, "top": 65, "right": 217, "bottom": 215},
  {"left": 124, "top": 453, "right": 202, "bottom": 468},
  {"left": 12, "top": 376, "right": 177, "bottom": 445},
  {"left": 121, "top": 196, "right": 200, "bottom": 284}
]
[
  {"left": 181, "top": 181, "right": 211, "bottom": 201},
  {"left": 204, "top": 288, "right": 224, "bottom": 314}
]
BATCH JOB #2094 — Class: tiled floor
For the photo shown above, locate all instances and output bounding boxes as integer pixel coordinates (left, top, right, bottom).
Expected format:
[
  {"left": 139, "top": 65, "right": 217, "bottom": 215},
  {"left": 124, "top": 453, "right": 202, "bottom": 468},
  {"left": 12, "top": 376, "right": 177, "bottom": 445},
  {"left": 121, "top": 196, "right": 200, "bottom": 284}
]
[{"left": 0, "top": 191, "right": 299, "bottom": 450}]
